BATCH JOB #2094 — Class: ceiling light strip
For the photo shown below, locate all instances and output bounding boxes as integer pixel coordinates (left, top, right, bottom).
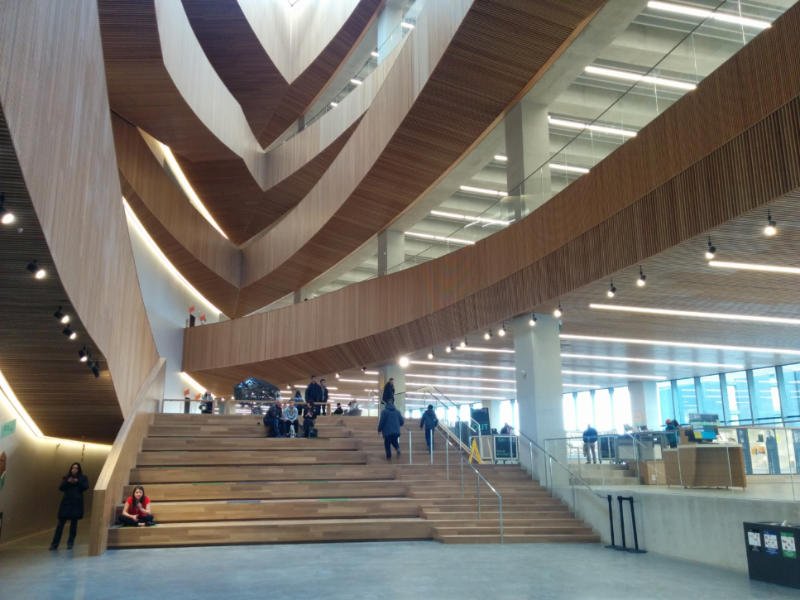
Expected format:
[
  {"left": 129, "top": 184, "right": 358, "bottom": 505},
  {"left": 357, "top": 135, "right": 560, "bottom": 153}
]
[
  {"left": 547, "top": 116, "right": 637, "bottom": 138},
  {"left": 560, "top": 353, "right": 742, "bottom": 369},
  {"left": 405, "top": 373, "right": 515, "bottom": 384},
  {"left": 560, "top": 333, "right": 800, "bottom": 356},
  {"left": 409, "top": 360, "right": 515, "bottom": 371},
  {"left": 549, "top": 163, "right": 590, "bottom": 174},
  {"left": 590, "top": 303, "right": 800, "bottom": 326},
  {"left": 458, "top": 185, "right": 507, "bottom": 197},
  {"left": 407, "top": 381, "right": 515, "bottom": 392},
  {"left": 709, "top": 261, "right": 800, "bottom": 275},
  {"left": 585, "top": 65, "right": 697, "bottom": 91},
  {"left": 647, "top": 1, "right": 771, "bottom": 30},
  {"left": 404, "top": 231, "right": 475, "bottom": 246},
  {"left": 429, "top": 210, "right": 512, "bottom": 227},
  {"left": 457, "top": 347, "right": 515, "bottom": 354},
  {"left": 562, "top": 370, "right": 666, "bottom": 381}
]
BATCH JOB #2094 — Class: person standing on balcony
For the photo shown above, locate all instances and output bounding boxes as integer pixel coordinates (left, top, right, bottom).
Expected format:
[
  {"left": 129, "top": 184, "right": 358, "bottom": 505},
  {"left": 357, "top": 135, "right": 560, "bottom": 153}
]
[
  {"left": 582, "top": 424, "right": 599, "bottom": 464},
  {"left": 378, "top": 399, "right": 404, "bottom": 461},
  {"left": 305, "top": 375, "right": 323, "bottom": 417},
  {"left": 319, "top": 378, "right": 330, "bottom": 416},
  {"left": 420, "top": 404, "right": 438, "bottom": 450},
  {"left": 381, "top": 377, "right": 395, "bottom": 409}
]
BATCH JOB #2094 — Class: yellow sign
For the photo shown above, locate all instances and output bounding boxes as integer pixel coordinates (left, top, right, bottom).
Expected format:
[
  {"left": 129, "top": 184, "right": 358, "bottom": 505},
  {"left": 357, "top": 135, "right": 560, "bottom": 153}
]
[{"left": 469, "top": 438, "right": 483, "bottom": 464}]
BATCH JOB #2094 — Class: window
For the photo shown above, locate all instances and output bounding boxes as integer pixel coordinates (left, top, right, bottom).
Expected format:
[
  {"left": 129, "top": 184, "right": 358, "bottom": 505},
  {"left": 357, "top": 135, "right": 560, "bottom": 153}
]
[
  {"left": 410, "top": 409, "right": 420, "bottom": 419},
  {"left": 779, "top": 363, "right": 800, "bottom": 421},
  {"left": 499, "top": 400, "right": 514, "bottom": 431},
  {"left": 751, "top": 367, "right": 781, "bottom": 423},
  {"left": 611, "top": 386, "right": 631, "bottom": 434},
  {"left": 722, "top": 371, "right": 751, "bottom": 425},
  {"left": 576, "top": 391, "right": 593, "bottom": 430},
  {"left": 459, "top": 404, "right": 471, "bottom": 423},
  {"left": 657, "top": 381, "right": 673, "bottom": 427},
  {"left": 594, "top": 389, "right": 613, "bottom": 431},
  {"left": 674, "top": 378, "right": 698, "bottom": 424},
  {"left": 698, "top": 374, "right": 723, "bottom": 421},
  {"left": 562, "top": 393, "right": 576, "bottom": 432}
]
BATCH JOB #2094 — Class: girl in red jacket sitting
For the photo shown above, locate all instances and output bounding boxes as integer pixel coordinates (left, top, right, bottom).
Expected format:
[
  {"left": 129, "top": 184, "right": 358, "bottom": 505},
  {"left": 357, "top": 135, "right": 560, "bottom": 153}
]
[{"left": 119, "top": 486, "right": 156, "bottom": 527}]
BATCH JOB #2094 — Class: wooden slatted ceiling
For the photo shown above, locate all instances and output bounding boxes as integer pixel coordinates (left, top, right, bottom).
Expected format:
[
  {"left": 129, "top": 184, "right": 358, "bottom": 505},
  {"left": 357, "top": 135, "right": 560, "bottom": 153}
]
[
  {"left": 0, "top": 108, "right": 120, "bottom": 443},
  {"left": 182, "top": 0, "right": 383, "bottom": 148},
  {"left": 234, "top": 0, "right": 605, "bottom": 315},
  {"left": 181, "top": 4, "right": 800, "bottom": 393},
  {"left": 0, "top": 0, "right": 160, "bottom": 441}
]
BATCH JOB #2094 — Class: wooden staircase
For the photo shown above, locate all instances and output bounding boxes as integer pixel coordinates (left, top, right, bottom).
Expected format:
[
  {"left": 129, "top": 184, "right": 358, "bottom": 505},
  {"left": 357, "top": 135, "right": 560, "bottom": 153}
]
[{"left": 107, "top": 414, "right": 598, "bottom": 547}]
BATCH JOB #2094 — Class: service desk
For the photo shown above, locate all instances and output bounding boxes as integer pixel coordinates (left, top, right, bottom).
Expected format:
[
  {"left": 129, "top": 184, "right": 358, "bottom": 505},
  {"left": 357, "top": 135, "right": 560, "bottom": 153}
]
[{"left": 663, "top": 444, "right": 746, "bottom": 488}]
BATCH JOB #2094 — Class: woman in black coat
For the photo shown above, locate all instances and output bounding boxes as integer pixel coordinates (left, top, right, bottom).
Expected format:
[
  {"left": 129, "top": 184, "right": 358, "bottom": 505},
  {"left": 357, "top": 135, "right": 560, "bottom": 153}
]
[{"left": 50, "top": 462, "right": 89, "bottom": 550}]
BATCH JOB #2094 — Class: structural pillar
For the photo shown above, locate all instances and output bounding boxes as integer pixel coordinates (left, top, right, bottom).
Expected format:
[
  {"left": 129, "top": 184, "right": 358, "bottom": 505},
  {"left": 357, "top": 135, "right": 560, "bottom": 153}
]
[
  {"left": 512, "top": 314, "right": 564, "bottom": 479},
  {"left": 377, "top": 229, "right": 404, "bottom": 276},
  {"left": 504, "top": 100, "right": 551, "bottom": 219},
  {"left": 376, "top": 1, "right": 404, "bottom": 63},
  {"left": 378, "top": 364, "right": 405, "bottom": 414},
  {"left": 628, "top": 381, "right": 660, "bottom": 430}
]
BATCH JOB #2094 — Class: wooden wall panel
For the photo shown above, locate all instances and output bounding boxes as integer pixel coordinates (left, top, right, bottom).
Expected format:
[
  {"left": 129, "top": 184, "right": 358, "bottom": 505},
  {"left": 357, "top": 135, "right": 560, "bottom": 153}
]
[
  {"left": 181, "top": 2, "right": 800, "bottom": 392},
  {"left": 236, "top": 0, "right": 604, "bottom": 314},
  {"left": 0, "top": 0, "right": 160, "bottom": 422}
]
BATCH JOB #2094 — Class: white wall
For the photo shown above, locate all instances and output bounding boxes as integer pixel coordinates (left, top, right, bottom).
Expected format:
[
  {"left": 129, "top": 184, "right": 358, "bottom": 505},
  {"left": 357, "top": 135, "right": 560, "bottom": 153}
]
[
  {"left": 0, "top": 391, "right": 109, "bottom": 544},
  {"left": 125, "top": 209, "right": 220, "bottom": 401}
]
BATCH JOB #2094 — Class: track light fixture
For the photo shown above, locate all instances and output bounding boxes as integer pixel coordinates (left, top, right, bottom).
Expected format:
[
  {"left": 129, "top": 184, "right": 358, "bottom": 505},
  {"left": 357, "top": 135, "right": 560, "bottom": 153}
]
[
  {"left": 483, "top": 329, "right": 492, "bottom": 340},
  {"left": 335, "top": 372, "right": 340, "bottom": 379},
  {"left": 459, "top": 338, "right": 467, "bottom": 349},
  {"left": 764, "top": 211, "right": 777, "bottom": 236},
  {"left": 63, "top": 326, "right": 77, "bottom": 340},
  {"left": 361, "top": 366, "right": 366, "bottom": 373},
  {"left": 607, "top": 281, "right": 616, "bottom": 298},
  {"left": 427, "top": 350, "right": 434, "bottom": 360},
  {"left": 528, "top": 314, "right": 537, "bottom": 327},
  {"left": 553, "top": 304, "right": 563, "bottom": 318},
  {"left": 705, "top": 238, "right": 716, "bottom": 260},
  {"left": 54, "top": 306, "right": 70, "bottom": 324},
  {"left": 0, "top": 193, "right": 14, "bottom": 225},
  {"left": 445, "top": 343, "right": 453, "bottom": 353},
  {"left": 26, "top": 260, "right": 46, "bottom": 279},
  {"left": 498, "top": 323, "right": 507, "bottom": 337},
  {"left": 636, "top": 266, "right": 647, "bottom": 287},
  {"left": 78, "top": 347, "right": 89, "bottom": 362}
]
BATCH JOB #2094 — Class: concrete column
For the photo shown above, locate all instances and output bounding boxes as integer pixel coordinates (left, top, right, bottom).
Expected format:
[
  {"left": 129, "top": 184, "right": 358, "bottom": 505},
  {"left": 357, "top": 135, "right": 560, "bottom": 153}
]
[
  {"left": 376, "top": 1, "right": 404, "bottom": 63},
  {"left": 377, "top": 229, "right": 404, "bottom": 276},
  {"left": 488, "top": 400, "right": 503, "bottom": 433},
  {"left": 504, "top": 100, "right": 551, "bottom": 219},
  {"left": 628, "top": 381, "right": 660, "bottom": 430},
  {"left": 512, "top": 314, "right": 564, "bottom": 479},
  {"left": 378, "top": 364, "right": 405, "bottom": 414}
]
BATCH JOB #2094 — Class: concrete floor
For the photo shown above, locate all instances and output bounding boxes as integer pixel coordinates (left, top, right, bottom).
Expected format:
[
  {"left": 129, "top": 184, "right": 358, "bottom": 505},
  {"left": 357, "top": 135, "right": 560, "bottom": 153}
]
[{"left": 1, "top": 532, "right": 797, "bottom": 599}]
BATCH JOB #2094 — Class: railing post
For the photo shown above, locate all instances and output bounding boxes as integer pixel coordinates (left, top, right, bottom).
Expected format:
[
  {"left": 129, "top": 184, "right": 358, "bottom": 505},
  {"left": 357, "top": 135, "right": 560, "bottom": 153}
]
[
  {"left": 476, "top": 472, "right": 481, "bottom": 518},
  {"left": 408, "top": 429, "right": 412, "bottom": 465},
  {"left": 627, "top": 497, "right": 646, "bottom": 553},
  {"left": 429, "top": 428, "right": 433, "bottom": 465},
  {"left": 498, "top": 495, "right": 504, "bottom": 544},
  {"left": 605, "top": 494, "right": 616, "bottom": 549},
  {"left": 617, "top": 496, "right": 627, "bottom": 551},
  {"left": 529, "top": 441, "right": 534, "bottom": 480},
  {"left": 445, "top": 430, "right": 449, "bottom": 480},
  {"left": 460, "top": 454, "right": 464, "bottom": 497}
]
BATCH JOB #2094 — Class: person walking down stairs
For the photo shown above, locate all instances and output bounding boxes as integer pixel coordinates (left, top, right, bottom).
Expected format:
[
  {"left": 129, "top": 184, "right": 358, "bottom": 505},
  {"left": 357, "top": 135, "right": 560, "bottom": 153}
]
[{"left": 378, "top": 399, "right": 404, "bottom": 461}]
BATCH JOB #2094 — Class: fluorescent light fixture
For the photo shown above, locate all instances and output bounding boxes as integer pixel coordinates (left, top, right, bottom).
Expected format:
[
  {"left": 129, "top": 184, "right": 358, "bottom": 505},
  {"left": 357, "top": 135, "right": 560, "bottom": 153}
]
[
  {"left": 293, "top": 384, "right": 338, "bottom": 390},
  {"left": 401, "top": 21, "right": 414, "bottom": 29},
  {"left": 709, "top": 261, "right": 800, "bottom": 275},
  {"left": 589, "top": 303, "right": 800, "bottom": 326},
  {"left": 494, "top": 154, "right": 508, "bottom": 162},
  {"left": 561, "top": 333, "right": 800, "bottom": 356},
  {"left": 123, "top": 198, "right": 222, "bottom": 317},
  {"left": 408, "top": 381, "right": 515, "bottom": 392},
  {"left": 560, "top": 353, "right": 742, "bottom": 369},
  {"left": 406, "top": 391, "right": 509, "bottom": 401},
  {"left": 549, "top": 163, "right": 590, "bottom": 175},
  {"left": 370, "top": 51, "right": 379, "bottom": 58},
  {"left": 458, "top": 346, "right": 515, "bottom": 354},
  {"left": 406, "top": 373, "right": 515, "bottom": 384},
  {"left": 647, "top": 1, "right": 771, "bottom": 29},
  {"left": 547, "top": 116, "right": 637, "bottom": 138},
  {"left": 364, "top": 370, "right": 379, "bottom": 376},
  {"left": 180, "top": 371, "right": 207, "bottom": 393},
  {"left": 458, "top": 185, "right": 507, "bottom": 198},
  {"left": 562, "top": 369, "right": 666, "bottom": 381},
  {"left": 157, "top": 142, "right": 229, "bottom": 239},
  {"left": 409, "top": 360, "right": 515, "bottom": 372},
  {"left": 336, "top": 378, "right": 378, "bottom": 384},
  {"left": 350, "top": 78, "right": 363, "bottom": 86},
  {"left": 585, "top": 65, "right": 696, "bottom": 91},
  {"left": 430, "top": 210, "right": 513, "bottom": 227},
  {"left": 563, "top": 383, "right": 601, "bottom": 389},
  {"left": 404, "top": 231, "right": 475, "bottom": 246},
  {"left": 330, "top": 101, "right": 339, "bottom": 108}
]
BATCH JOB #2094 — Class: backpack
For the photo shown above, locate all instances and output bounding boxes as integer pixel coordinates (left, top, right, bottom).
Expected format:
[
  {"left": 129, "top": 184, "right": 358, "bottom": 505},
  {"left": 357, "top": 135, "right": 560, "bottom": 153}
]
[{"left": 309, "top": 428, "right": 318, "bottom": 438}]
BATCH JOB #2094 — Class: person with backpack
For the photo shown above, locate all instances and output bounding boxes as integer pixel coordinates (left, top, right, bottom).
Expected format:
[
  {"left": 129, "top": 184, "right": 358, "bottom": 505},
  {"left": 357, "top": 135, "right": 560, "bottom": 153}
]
[
  {"left": 419, "top": 404, "right": 438, "bottom": 450},
  {"left": 378, "top": 399, "right": 404, "bottom": 461}
]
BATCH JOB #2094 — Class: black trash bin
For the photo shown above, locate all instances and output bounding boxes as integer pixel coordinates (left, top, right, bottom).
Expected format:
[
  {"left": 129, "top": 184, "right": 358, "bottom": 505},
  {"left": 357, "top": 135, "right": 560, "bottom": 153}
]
[{"left": 743, "top": 521, "right": 800, "bottom": 589}]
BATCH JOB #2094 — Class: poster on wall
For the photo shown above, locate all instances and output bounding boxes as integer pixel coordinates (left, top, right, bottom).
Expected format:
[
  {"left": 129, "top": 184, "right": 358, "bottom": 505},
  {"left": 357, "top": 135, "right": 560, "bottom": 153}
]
[
  {"left": 763, "top": 530, "right": 780, "bottom": 556},
  {"left": 781, "top": 532, "right": 797, "bottom": 559}
]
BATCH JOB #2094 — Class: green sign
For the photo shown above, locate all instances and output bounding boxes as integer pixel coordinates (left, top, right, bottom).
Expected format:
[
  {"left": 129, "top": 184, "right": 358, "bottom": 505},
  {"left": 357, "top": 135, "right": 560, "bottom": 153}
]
[
  {"left": 781, "top": 532, "right": 797, "bottom": 559},
  {"left": 0, "top": 420, "right": 15, "bottom": 438}
]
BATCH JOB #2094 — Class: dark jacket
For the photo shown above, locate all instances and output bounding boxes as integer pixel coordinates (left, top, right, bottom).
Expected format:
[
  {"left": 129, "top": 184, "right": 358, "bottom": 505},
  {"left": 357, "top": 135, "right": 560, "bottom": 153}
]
[
  {"left": 266, "top": 404, "right": 282, "bottom": 420},
  {"left": 378, "top": 404, "right": 404, "bottom": 436},
  {"left": 57, "top": 475, "right": 89, "bottom": 520},
  {"left": 305, "top": 382, "right": 323, "bottom": 406},
  {"left": 420, "top": 409, "right": 438, "bottom": 430},
  {"left": 381, "top": 381, "right": 395, "bottom": 404},
  {"left": 582, "top": 427, "right": 599, "bottom": 444}
]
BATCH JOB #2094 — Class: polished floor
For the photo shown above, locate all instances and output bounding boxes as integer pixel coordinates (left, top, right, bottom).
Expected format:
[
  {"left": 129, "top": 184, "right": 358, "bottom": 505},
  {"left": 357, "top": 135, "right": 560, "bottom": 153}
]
[{"left": 1, "top": 532, "right": 797, "bottom": 599}]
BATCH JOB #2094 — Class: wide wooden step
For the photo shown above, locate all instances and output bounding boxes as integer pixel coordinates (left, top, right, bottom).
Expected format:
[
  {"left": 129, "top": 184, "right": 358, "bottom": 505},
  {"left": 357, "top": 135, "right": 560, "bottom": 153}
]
[
  {"left": 142, "top": 437, "right": 361, "bottom": 451},
  {"left": 433, "top": 525, "right": 595, "bottom": 536},
  {"left": 135, "top": 450, "right": 367, "bottom": 466},
  {"left": 421, "top": 509, "right": 572, "bottom": 520},
  {"left": 424, "top": 518, "right": 587, "bottom": 528},
  {"left": 436, "top": 533, "right": 601, "bottom": 544},
  {"left": 107, "top": 517, "right": 432, "bottom": 548},
  {"left": 147, "top": 425, "right": 352, "bottom": 438},
  {"left": 130, "top": 464, "right": 396, "bottom": 484},
  {"left": 136, "top": 498, "right": 420, "bottom": 523},
  {"left": 124, "top": 481, "right": 408, "bottom": 502},
  {"left": 153, "top": 414, "right": 260, "bottom": 426}
]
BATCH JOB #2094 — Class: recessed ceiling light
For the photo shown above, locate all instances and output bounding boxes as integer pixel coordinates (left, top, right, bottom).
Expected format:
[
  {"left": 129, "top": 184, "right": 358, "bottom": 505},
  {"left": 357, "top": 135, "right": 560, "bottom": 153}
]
[
  {"left": 494, "top": 154, "right": 508, "bottom": 162},
  {"left": 547, "top": 115, "right": 637, "bottom": 138},
  {"left": 549, "top": 163, "right": 590, "bottom": 175},
  {"left": 709, "top": 260, "right": 800, "bottom": 275},
  {"left": 560, "top": 333, "right": 800, "bottom": 356},
  {"left": 560, "top": 353, "right": 743, "bottom": 369},
  {"left": 585, "top": 65, "right": 697, "bottom": 91},
  {"left": 458, "top": 185, "right": 507, "bottom": 198},
  {"left": 409, "top": 360, "right": 515, "bottom": 371},
  {"left": 647, "top": 1, "right": 771, "bottom": 30},
  {"left": 562, "top": 369, "right": 665, "bottom": 381},
  {"left": 589, "top": 303, "right": 800, "bottom": 326},
  {"left": 429, "top": 210, "right": 512, "bottom": 227},
  {"left": 370, "top": 50, "right": 379, "bottom": 58},
  {"left": 553, "top": 304, "right": 563, "bottom": 318},
  {"left": 350, "top": 78, "right": 363, "bottom": 86},
  {"left": 398, "top": 356, "right": 410, "bottom": 368},
  {"left": 404, "top": 231, "right": 475, "bottom": 246}
]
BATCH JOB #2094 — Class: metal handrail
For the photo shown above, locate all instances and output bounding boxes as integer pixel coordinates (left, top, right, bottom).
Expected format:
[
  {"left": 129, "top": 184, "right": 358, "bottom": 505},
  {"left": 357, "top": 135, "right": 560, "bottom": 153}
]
[{"left": 463, "top": 458, "right": 503, "bottom": 543}]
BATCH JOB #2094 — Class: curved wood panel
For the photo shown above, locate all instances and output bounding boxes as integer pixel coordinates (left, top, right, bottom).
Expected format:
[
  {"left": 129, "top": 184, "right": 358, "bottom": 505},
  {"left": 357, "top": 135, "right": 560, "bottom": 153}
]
[
  {"left": 0, "top": 1, "right": 160, "bottom": 422},
  {"left": 182, "top": 3, "right": 800, "bottom": 392},
  {"left": 235, "top": 0, "right": 604, "bottom": 315},
  {"left": 183, "top": 0, "right": 383, "bottom": 148}
]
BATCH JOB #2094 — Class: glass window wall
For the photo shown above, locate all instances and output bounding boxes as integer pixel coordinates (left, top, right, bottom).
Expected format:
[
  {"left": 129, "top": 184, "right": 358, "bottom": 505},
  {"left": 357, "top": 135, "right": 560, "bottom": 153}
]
[
  {"left": 594, "top": 389, "right": 613, "bottom": 432},
  {"left": 722, "top": 371, "right": 751, "bottom": 425},
  {"left": 751, "top": 367, "right": 781, "bottom": 423},
  {"left": 611, "top": 386, "right": 631, "bottom": 434},
  {"left": 674, "top": 378, "right": 698, "bottom": 424},
  {"left": 780, "top": 364, "right": 800, "bottom": 422},
  {"left": 698, "top": 374, "right": 724, "bottom": 421},
  {"left": 657, "top": 381, "right": 673, "bottom": 426}
]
